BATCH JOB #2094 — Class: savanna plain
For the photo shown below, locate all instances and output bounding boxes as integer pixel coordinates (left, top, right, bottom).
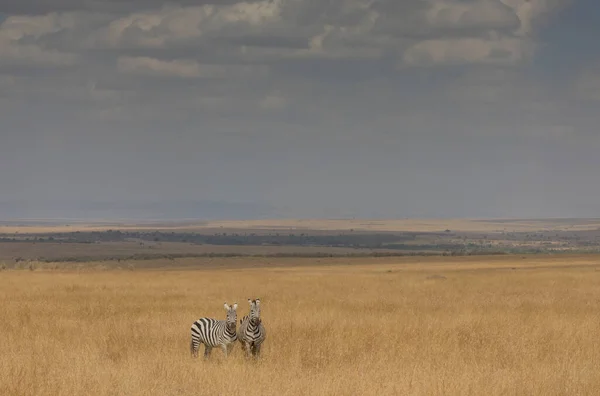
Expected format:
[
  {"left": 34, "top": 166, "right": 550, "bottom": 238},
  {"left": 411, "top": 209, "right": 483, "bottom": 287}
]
[{"left": 2, "top": 254, "right": 600, "bottom": 395}]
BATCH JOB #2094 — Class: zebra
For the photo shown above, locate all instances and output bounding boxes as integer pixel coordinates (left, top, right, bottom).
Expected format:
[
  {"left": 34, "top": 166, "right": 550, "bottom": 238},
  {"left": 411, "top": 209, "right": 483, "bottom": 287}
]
[
  {"left": 237, "top": 298, "right": 266, "bottom": 359},
  {"left": 190, "top": 302, "right": 238, "bottom": 359}
]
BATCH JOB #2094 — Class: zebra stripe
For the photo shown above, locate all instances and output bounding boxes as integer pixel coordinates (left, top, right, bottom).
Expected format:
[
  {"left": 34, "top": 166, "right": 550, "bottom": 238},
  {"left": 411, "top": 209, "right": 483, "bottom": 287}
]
[
  {"left": 190, "top": 302, "right": 238, "bottom": 359},
  {"left": 238, "top": 298, "right": 266, "bottom": 359}
]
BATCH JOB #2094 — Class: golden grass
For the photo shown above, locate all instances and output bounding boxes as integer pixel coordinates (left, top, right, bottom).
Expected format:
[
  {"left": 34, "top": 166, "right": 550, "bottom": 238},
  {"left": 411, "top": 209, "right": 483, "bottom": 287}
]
[
  {"left": 2, "top": 256, "right": 600, "bottom": 395},
  {"left": 4, "top": 217, "right": 600, "bottom": 234},
  {"left": 197, "top": 217, "right": 600, "bottom": 233}
]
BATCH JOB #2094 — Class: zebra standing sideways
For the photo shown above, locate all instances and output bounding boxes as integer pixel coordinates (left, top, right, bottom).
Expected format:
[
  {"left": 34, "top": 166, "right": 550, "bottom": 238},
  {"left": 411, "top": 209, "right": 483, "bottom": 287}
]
[
  {"left": 238, "top": 298, "right": 266, "bottom": 359},
  {"left": 190, "top": 303, "right": 238, "bottom": 359}
]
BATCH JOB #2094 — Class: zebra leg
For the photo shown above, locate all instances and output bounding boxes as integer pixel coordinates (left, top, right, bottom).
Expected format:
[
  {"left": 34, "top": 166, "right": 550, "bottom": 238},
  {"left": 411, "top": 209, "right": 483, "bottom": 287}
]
[
  {"left": 221, "top": 344, "right": 229, "bottom": 358},
  {"left": 190, "top": 339, "right": 198, "bottom": 358},
  {"left": 238, "top": 339, "right": 247, "bottom": 358},
  {"left": 243, "top": 341, "right": 252, "bottom": 358},
  {"left": 253, "top": 343, "right": 261, "bottom": 359},
  {"left": 204, "top": 345, "right": 213, "bottom": 359}
]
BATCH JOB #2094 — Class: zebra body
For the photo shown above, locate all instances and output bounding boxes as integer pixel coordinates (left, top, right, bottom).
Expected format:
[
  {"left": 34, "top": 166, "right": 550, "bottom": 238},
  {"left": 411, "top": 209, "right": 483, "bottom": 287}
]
[
  {"left": 190, "top": 303, "right": 238, "bottom": 359},
  {"left": 238, "top": 298, "right": 266, "bottom": 359}
]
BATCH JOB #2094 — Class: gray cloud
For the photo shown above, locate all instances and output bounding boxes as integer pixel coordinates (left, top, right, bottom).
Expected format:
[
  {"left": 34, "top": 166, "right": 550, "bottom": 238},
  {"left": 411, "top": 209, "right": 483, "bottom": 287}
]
[
  {"left": 0, "top": 0, "right": 247, "bottom": 15},
  {"left": 2, "top": 0, "right": 599, "bottom": 219}
]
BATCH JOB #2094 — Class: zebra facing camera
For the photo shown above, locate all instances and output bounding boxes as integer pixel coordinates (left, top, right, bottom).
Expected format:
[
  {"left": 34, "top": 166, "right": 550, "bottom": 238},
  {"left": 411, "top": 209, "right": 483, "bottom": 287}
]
[{"left": 192, "top": 300, "right": 265, "bottom": 360}]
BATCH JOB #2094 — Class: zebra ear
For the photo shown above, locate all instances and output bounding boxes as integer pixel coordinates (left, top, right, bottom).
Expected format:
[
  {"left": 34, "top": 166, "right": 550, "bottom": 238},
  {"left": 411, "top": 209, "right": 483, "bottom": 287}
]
[
  {"left": 248, "top": 299, "right": 252, "bottom": 305},
  {"left": 224, "top": 303, "right": 230, "bottom": 310},
  {"left": 256, "top": 299, "right": 260, "bottom": 305},
  {"left": 232, "top": 303, "right": 238, "bottom": 310}
]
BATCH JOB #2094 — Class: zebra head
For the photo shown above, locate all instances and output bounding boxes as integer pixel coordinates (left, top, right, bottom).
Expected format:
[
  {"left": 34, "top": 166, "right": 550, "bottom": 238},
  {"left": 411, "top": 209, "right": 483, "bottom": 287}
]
[
  {"left": 224, "top": 303, "right": 238, "bottom": 331},
  {"left": 247, "top": 298, "right": 261, "bottom": 326}
]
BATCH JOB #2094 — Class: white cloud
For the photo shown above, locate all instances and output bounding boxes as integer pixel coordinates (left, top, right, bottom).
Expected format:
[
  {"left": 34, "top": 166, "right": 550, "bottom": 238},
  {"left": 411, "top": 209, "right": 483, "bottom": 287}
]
[
  {"left": 0, "top": 0, "right": 583, "bottom": 129},
  {"left": 94, "top": 1, "right": 283, "bottom": 49},
  {"left": 0, "top": 0, "right": 568, "bottom": 70},
  {"left": 402, "top": 36, "right": 532, "bottom": 67},
  {"left": 0, "top": 0, "right": 572, "bottom": 71},
  {"left": 74, "top": 0, "right": 568, "bottom": 67},
  {"left": 289, "top": 21, "right": 385, "bottom": 59},
  {"left": 117, "top": 56, "right": 269, "bottom": 79},
  {"left": 0, "top": 13, "right": 79, "bottom": 66},
  {"left": 396, "top": 0, "right": 570, "bottom": 67},
  {"left": 426, "top": 0, "right": 519, "bottom": 31},
  {"left": 118, "top": 56, "right": 207, "bottom": 78},
  {"left": 2, "top": 0, "right": 599, "bottom": 220},
  {"left": 500, "top": 0, "right": 570, "bottom": 36},
  {"left": 0, "top": 12, "right": 77, "bottom": 39}
]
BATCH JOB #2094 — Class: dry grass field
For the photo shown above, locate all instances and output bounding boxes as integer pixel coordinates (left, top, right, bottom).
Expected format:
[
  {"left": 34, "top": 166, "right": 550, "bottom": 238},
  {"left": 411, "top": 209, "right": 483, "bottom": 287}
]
[
  {"left": 196, "top": 217, "right": 600, "bottom": 233},
  {"left": 4, "top": 217, "right": 600, "bottom": 234},
  {"left": 2, "top": 254, "right": 600, "bottom": 395}
]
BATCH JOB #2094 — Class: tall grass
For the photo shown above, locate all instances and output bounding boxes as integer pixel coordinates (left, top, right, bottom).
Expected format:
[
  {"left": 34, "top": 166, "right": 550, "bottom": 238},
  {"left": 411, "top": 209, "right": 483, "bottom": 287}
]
[{"left": 1, "top": 257, "right": 600, "bottom": 395}]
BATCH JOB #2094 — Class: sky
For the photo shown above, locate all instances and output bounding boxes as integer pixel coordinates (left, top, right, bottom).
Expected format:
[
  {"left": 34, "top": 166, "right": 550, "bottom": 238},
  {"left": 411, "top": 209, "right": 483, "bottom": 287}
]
[{"left": 1, "top": 0, "right": 600, "bottom": 220}]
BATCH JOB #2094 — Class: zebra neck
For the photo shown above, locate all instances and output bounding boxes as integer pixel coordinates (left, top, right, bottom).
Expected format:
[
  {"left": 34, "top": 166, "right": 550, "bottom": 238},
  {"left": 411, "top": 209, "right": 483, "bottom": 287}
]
[{"left": 224, "top": 325, "right": 236, "bottom": 338}]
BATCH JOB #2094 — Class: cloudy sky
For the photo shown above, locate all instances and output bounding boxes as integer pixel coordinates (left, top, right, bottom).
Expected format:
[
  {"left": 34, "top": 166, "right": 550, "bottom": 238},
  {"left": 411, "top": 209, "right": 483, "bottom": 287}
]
[{"left": 1, "top": 0, "right": 600, "bottom": 219}]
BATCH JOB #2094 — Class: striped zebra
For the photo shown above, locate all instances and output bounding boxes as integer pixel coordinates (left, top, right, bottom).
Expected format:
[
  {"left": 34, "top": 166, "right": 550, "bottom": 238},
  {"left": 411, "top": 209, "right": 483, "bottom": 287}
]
[
  {"left": 238, "top": 298, "right": 266, "bottom": 359},
  {"left": 190, "top": 303, "right": 238, "bottom": 359}
]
